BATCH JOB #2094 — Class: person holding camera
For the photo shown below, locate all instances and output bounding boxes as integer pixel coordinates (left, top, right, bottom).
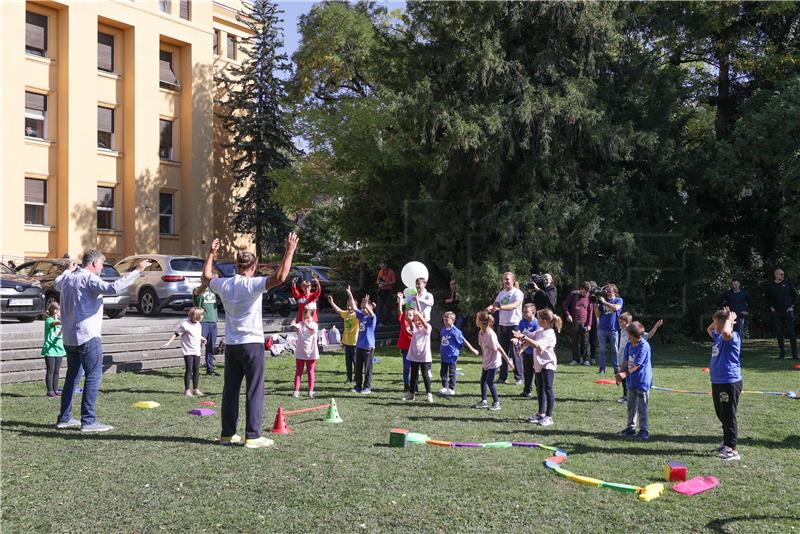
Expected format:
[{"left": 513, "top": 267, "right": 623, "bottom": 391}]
[
  {"left": 531, "top": 273, "right": 557, "bottom": 312},
  {"left": 563, "top": 282, "right": 593, "bottom": 366},
  {"left": 594, "top": 284, "right": 623, "bottom": 374}
]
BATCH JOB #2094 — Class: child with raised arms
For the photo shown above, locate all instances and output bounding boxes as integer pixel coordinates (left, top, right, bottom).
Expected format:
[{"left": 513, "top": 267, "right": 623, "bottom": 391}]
[
  {"left": 706, "top": 309, "right": 743, "bottom": 461},
  {"left": 396, "top": 292, "right": 415, "bottom": 398},
  {"left": 473, "top": 310, "right": 513, "bottom": 411},
  {"left": 404, "top": 310, "right": 434, "bottom": 403},
  {"left": 162, "top": 307, "right": 207, "bottom": 397},
  {"left": 515, "top": 308, "right": 562, "bottom": 426},
  {"left": 438, "top": 311, "right": 479, "bottom": 396},
  {"left": 327, "top": 294, "right": 359, "bottom": 385},
  {"left": 347, "top": 286, "right": 377, "bottom": 394},
  {"left": 291, "top": 306, "right": 319, "bottom": 398}
]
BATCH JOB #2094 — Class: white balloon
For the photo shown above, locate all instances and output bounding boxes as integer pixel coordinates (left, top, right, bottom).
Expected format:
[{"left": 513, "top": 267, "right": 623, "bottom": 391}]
[{"left": 401, "top": 261, "right": 429, "bottom": 289}]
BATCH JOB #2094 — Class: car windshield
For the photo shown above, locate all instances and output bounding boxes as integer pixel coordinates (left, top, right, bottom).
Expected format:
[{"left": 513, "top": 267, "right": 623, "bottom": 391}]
[
  {"left": 101, "top": 265, "right": 120, "bottom": 278},
  {"left": 216, "top": 262, "right": 236, "bottom": 277},
  {"left": 0, "top": 264, "right": 13, "bottom": 275},
  {"left": 169, "top": 258, "right": 204, "bottom": 272}
]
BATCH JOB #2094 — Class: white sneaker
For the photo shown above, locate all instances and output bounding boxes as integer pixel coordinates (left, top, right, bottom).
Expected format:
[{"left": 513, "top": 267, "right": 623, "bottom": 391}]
[
  {"left": 539, "top": 416, "right": 554, "bottom": 427},
  {"left": 426, "top": 393, "right": 434, "bottom": 404},
  {"left": 291, "top": 390, "right": 300, "bottom": 398},
  {"left": 56, "top": 418, "right": 81, "bottom": 429},
  {"left": 220, "top": 434, "right": 243, "bottom": 446},
  {"left": 617, "top": 396, "right": 627, "bottom": 404},
  {"left": 527, "top": 414, "right": 543, "bottom": 423},
  {"left": 448, "top": 389, "right": 456, "bottom": 396},
  {"left": 308, "top": 391, "right": 315, "bottom": 399},
  {"left": 583, "top": 361, "right": 591, "bottom": 366},
  {"left": 244, "top": 436, "right": 275, "bottom": 449},
  {"left": 569, "top": 360, "right": 579, "bottom": 366},
  {"left": 438, "top": 387, "right": 449, "bottom": 395}
]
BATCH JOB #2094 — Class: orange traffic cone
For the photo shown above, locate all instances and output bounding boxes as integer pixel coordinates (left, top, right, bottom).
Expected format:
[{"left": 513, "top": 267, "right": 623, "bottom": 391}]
[{"left": 271, "top": 406, "right": 291, "bottom": 435}]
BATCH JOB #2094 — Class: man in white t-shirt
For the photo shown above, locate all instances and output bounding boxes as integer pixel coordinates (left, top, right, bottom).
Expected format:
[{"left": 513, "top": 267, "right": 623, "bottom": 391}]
[
  {"left": 203, "top": 233, "right": 298, "bottom": 449},
  {"left": 486, "top": 272, "right": 524, "bottom": 384}
]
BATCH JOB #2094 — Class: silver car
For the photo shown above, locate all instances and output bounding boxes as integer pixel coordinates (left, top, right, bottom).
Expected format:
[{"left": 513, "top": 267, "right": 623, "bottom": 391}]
[{"left": 114, "top": 255, "right": 204, "bottom": 316}]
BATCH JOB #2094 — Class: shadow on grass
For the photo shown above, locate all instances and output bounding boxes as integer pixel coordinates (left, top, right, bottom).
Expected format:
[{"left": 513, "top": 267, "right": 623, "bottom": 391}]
[
  {"left": 1, "top": 420, "right": 212, "bottom": 444},
  {"left": 705, "top": 516, "right": 800, "bottom": 533}
]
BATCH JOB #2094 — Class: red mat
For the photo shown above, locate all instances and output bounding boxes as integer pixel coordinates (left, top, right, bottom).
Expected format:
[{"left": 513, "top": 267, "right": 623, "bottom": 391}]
[{"left": 594, "top": 379, "right": 617, "bottom": 385}]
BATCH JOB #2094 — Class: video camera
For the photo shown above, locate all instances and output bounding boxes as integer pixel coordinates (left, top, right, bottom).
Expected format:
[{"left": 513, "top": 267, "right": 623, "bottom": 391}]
[
  {"left": 526, "top": 273, "right": 547, "bottom": 290},
  {"left": 588, "top": 282, "right": 608, "bottom": 304}
]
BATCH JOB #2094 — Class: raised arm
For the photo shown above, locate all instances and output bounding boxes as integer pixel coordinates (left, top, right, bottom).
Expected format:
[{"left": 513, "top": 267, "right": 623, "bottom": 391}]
[
  {"left": 266, "top": 232, "right": 299, "bottom": 291},
  {"left": 202, "top": 239, "right": 220, "bottom": 286},
  {"left": 53, "top": 261, "right": 78, "bottom": 292},
  {"left": 721, "top": 312, "right": 736, "bottom": 341},
  {"left": 362, "top": 295, "right": 375, "bottom": 317},
  {"left": 89, "top": 259, "right": 151, "bottom": 296},
  {"left": 647, "top": 319, "right": 664, "bottom": 340},
  {"left": 327, "top": 295, "right": 345, "bottom": 315},
  {"left": 290, "top": 278, "right": 302, "bottom": 298},
  {"left": 396, "top": 292, "right": 404, "bottom": 316},
  {"left": 345, "top": 285, "right": 357, "bottom": 312}
]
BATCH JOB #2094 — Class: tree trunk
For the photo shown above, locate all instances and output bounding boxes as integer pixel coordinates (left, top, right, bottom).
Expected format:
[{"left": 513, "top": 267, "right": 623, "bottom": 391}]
[{"left": 715, "top": 45, "right": 731, "bottom": 138}]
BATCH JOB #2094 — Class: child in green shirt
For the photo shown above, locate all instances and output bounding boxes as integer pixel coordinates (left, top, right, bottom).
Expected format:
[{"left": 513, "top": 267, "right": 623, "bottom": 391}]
[{"left": 42, "top": 302, "right": 66, "bottom": 397}]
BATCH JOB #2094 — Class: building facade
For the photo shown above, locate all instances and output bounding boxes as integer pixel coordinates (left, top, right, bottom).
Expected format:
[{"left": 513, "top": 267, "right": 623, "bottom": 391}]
[{"left": 1, "top": 0, "right": 253, "bottom": 264}]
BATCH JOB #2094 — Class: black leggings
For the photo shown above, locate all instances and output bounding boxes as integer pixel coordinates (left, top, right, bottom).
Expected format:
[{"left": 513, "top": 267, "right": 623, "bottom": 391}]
[
  {"left": 712, "top": 380, "right": 742, "bottom": 449},
  {"left": 409, "top": 362, "right": 432, "bottom": 394},
  {"left": 184, "top": 355, "right": 200, "bottom": 390},
  {"left": 44, "top": 357, "right": 62, "bottom": 393},
  {"left": 344, "top": 345, "right": 356, "bottom": 382},
  {"left": 534, "top": 369, "right": 555, "bottom": 417},
  {"left": 480, "top": 368, "right": 499, "bottom": 403}
]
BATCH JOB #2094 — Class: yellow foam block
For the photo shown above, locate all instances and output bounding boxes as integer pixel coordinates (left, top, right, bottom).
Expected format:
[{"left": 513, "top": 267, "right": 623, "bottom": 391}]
[
  {"left": 566, "top": 474, "right": 603, "bottom": 487},
  {"left": 132, "top": 401, "right": 160, "bottom": 409},
  {"left": 638, "top": 483, "right": 665, "bottom": 502}
]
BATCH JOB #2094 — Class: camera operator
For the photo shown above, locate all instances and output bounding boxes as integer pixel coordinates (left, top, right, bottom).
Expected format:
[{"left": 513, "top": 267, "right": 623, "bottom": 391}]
[
  {"left": 531, "top": 273, "right": 557, "bottom": 312},
  {"left": 563, "top": 281, "right": 593, "bottom": 366},
  {"left": 594, "top": 283, "right": 623, "bottom": 374}
]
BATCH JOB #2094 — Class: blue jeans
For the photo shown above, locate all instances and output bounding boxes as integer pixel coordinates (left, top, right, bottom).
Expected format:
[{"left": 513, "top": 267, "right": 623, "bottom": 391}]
[
  {"left": 401, "top": 349, "right": 410, "bottom": 390},
  {"left": 626, "top": 388, "right": 649, "bottom": 433},
  {"left": 58, "top": 337, "right": 103, "bottom": 426},
  {"left": 597, "top": 329, "right": 619, "bottom": 373},
  {"left": 734, "top": 316, "right": 745, "bottom": 337}
]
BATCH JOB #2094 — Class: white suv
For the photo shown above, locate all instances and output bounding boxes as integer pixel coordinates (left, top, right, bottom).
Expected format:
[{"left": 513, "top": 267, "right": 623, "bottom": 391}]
[{"left": 115, "top": 255, "right": 204, "bottom": 316}]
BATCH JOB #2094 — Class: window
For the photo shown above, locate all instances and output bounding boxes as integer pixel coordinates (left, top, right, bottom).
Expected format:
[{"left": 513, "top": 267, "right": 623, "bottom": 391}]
[
  {"left": 159, "top": 119, "right": 173, "bottom": 160},
  {"left": 159, "top": 193, "right": 174, "bottom": 234},
  {"left": 179, "top": 0, "right": 191, "bottom": 20},
  {"left": 25, "top": 178, "right": 47, "bottom": 225},
  {"left": 97, "top": 186, "right": 115, "bottom": 230},
  {"left": 97, "top": 32, "right": 115, "bottom": 72},
  {"left": 97, "top": 106, "right": 115, "bottom": 150},
  {"left": 115, "top": 259, "right": 133, "bottom": 273},
  {"left": 213, "top": 30, "right": 219, "bottom": 55},
  {"left": 158, "top": 0, "right": 170, "bottom": 14},
  {"left": 25, "top": 92, "right": 47, "bottom": 139},
  {"left": 159, "top": 50, "right": 180, "bottom": 90},
  {"left": 26, "top": 11, "right": 48, "bottom": 57},
  {"left": 226, "top": 34, "right": 236, "bottom": 60}
]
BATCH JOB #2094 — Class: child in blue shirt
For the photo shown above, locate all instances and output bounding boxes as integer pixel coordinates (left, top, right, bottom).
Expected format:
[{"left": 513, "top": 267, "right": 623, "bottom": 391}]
[
  {"left": 346, "top": 286, "right": 377, "bottom": 394},
  {"left": 615, "top": 322, "right": 652, "bottom": 440},
  {"left": 706, "top": 309, "right": 743, "bottom": 461},
  {"left": 438, "top": 311, "right": 479, "bottom": 396},
  {"left": 514, "top": 303, "right": 541, "bottom": 398}
]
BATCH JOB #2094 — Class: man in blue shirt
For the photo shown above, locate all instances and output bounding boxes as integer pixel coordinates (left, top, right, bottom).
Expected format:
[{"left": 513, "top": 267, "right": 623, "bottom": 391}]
[
  {"left": 615, "top": 322, "right": 652, "bottom": 440},
  {"left": 595, "top": 284, "right": 623, "bottom": 375},
  {"left": 719, "top": 279, "right": 751, "bottom": 337},
  {"left": 347, "top": 286, "right": 377, "bottom": 394},
  {"left": 706, "top": 309, "right": 743, "bottom": 461}
]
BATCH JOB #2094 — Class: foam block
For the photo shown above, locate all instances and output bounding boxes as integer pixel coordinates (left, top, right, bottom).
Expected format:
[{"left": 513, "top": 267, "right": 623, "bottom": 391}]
[
  {"left": 537, "top": 444, "right": 558, "bottom": 452},
  {"left": 389, "top": 428, "right": 409, "bottom": 448},
  {"left": 511, "top": 442, "right": 540, "bottom": 448},
  {"left": 484, "top": 441, "right": 513, "bottom": 449},
  {"left": 132, "top": 401, "right": 160, "bottom": 409},
  {"left": 405, "top": 432, "right": 431, "bottom": 444},
  {"left": 543, "top": 455, "right": 566, "bottom": 465},
  {"left": 426, "top": 440, "right": 453, "bottom": 447},
  {"left": 672, "top": 476, "right": 719, "bottom": 496},
  {"left": 594, "top": 379, "right": 617, "bottom": 385},
  {"left": 555, "top": 449, "right": 568, "bottom": 457},
  {"left": 664, "top": 461, "right": 687, "bottom": 482},
  {"left": 543, "top": 460, "right": 559, "bottom": 470},
  {"left": 567, "top": 474, "right": 604, "bottom": 487},
  {"left": 188, "top": 408, "right": 216, "bottom": 416},
  {"left": 638, "top": 483, "right": 665, "bottom": 502},
  {"left": 551, "top": 466, "right": 575, "bottom": 479},
  {"left": 452, "top": 442, "right": 484, "bottom": 448}
]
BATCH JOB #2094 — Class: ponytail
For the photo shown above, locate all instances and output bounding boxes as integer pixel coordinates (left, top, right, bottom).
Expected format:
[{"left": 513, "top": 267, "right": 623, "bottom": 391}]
[{"left": 536, "top": 309, "right": 563, "bottom": 333}]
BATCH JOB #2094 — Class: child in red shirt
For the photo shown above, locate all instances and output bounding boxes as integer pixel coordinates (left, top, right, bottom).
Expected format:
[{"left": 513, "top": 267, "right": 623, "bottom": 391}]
[
  {"left": 396, "top": 292, "right": 415, "bottom": 397},
  {"left": 291, "top": 276, "right": 322, "bottom": 322}
]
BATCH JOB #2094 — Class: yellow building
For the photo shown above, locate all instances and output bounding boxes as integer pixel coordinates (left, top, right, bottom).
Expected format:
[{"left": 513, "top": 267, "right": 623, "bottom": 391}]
[{"left": 1, "top": 0, "right": 254, "bottom": 264}]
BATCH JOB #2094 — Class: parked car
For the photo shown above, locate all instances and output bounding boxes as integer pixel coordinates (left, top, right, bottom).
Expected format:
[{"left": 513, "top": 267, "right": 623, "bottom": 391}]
[
  {"left": 13, "top": 259, "right": 130, "bottom": 319},
  {"left": 0, "top": 262, "right": 45, "bottom": 322},
  {"left": 214, "top": 259, "right": 237, "bottom": 278},
  {"left": 114, "top": 255, "right": 204, "bottom": 316}
]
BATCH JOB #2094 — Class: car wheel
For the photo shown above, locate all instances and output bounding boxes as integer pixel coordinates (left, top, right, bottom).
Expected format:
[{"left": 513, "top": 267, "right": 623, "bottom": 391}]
[
  {"left": 139, "top": 288, "right": 160, "bottom": 317},
  {"left": 18, "top": 316, "right": 37, "bottom": 323},
  {"left": 106, "top": 309, "right": 126, "bottom": 319},
  {"left": 45, "top": 292, "right": 59, "bottom": 309}
]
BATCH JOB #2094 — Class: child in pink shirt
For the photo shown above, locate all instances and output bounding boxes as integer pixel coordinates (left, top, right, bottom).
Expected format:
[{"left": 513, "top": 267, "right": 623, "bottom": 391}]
[
  {"left": 291, "top": 307, "right": 319, "bottom": 398},
  {"left": 473, "top": 310, "right": 512, "bottom": 411}
]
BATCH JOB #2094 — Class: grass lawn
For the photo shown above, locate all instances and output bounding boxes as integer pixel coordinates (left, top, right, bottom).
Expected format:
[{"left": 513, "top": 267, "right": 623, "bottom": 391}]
[{"left": 1, "top": 338, "right": 799, "bottom": 533}]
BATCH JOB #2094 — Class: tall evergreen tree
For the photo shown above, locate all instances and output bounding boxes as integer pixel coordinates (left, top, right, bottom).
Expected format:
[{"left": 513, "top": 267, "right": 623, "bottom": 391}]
[{"left": 216, "top": 0, "right": 296, "bottom": 257}]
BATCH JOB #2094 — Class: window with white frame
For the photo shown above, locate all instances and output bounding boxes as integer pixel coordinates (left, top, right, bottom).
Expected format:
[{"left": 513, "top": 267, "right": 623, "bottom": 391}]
[
  {"left": 97, "top": 186, "right": 115, "bottom": 230},
  {"left": 159, "top": 119, "right": 173, "bottom": 160},
  {"left": 97, "top": 106, "right": 115, "bottom": 150},
  {"left": 159, "top": 192, "right": 174, "bottom": 234},
  {"left": 25, "top": 91, "right": 47, "bottom": 139},
  {"left": 25, "top": 178, "right": 47, "bottom": 225},
  {"left": 25, "top": 11, "right": 48, "bottom": 57}
]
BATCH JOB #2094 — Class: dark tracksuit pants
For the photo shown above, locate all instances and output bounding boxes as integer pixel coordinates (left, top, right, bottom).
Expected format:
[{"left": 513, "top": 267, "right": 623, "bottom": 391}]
[
  {"left": 221, "top": 343, "right": 265, "bottom": 440},
  {"left": 712, "top": 380, "right": 743, "bottom": 449}
]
